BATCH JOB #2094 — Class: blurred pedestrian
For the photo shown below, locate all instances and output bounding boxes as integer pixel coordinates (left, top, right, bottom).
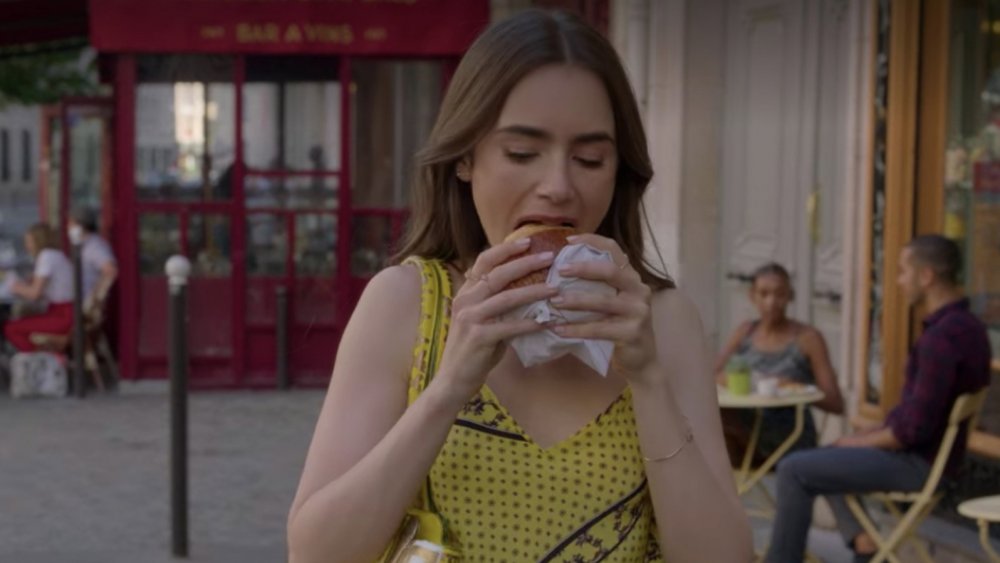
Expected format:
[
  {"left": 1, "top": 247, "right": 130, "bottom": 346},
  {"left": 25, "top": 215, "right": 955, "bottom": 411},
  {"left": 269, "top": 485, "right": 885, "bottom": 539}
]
[{"left": 3, "top": 223, "right": 73, "bottom": 351}]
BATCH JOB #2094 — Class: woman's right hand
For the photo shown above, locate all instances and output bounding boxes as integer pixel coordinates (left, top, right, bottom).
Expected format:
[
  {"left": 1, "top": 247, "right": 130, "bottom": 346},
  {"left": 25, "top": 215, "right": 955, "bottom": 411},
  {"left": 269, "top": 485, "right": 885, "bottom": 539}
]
[{"left": 435, "top": 238, "right": 559, "bottom": 402}]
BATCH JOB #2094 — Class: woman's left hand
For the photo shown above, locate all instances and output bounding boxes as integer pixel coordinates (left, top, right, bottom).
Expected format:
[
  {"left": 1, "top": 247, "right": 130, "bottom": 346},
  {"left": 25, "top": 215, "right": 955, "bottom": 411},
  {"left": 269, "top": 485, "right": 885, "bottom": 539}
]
[{"left": 548, "top": 233, "right": 658, "bottom": 380}]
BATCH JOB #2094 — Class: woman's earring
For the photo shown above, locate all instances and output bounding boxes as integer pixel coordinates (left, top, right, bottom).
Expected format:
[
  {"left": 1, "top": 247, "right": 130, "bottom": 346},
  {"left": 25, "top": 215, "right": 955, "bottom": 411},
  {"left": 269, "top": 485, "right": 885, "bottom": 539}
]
[{"left": 456, "top": 162, "right": 471, "bottom": 182}]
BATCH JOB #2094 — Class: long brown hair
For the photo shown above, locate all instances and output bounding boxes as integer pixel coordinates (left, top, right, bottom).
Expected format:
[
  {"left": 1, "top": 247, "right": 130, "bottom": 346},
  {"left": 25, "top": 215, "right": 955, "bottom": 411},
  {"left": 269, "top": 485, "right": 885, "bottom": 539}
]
[
  {"left": 26, "top": 223, "right": 58, "bottom": 257},
  {"left": 392, "top": 9, "right": 673, "bottom": 290}
]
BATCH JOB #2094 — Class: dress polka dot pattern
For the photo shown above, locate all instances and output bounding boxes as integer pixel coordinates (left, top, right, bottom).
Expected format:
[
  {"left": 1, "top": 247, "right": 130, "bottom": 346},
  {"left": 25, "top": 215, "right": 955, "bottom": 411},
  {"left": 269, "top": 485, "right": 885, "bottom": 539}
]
[{"left": 404, "top": 258, "right": 663, "bottom": 562}]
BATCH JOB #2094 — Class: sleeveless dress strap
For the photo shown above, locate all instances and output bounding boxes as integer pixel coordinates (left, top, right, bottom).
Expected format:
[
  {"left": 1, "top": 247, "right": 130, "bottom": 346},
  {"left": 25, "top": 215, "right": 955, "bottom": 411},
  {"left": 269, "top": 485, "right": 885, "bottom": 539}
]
[
  {"left": 401, "top": 256, "right": 454, "bottom": 517},
  {"left": 403, "top": 257, "right": 453, "bottom": 405}
]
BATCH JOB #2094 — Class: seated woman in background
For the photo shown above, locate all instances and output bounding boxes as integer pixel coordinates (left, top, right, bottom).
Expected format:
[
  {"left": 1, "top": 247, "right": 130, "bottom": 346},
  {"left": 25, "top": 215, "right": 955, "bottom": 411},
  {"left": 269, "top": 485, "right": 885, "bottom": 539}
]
[
  {"left": 715, "top": 262, "right": 845, "bottom": 465},
  {"left": 3, "top": 224, "right": 74, "bottom": 352}
]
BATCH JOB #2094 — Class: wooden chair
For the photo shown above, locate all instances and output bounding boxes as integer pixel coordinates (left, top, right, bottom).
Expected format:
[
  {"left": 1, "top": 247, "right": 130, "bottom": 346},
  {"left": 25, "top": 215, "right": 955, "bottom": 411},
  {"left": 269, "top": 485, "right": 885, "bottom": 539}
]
[
  {"left": 843, "top": 389, "right": 989, "bottom": 563},
  {"left": 28, "top": 282, "right": 118, "bottom": 392}
]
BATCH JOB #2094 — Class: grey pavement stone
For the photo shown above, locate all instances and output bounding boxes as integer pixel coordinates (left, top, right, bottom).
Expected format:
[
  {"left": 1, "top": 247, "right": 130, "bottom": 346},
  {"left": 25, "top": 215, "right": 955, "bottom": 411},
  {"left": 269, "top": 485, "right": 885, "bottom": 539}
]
[
  {"left": 748, "top": 475, "right": 999, "bottom": 562},
  {"left": 0, "top": 388, "right": 325, "bottom": 562},
  {"left": 7, "top": 386, "right": 996, "bottom": 562}
]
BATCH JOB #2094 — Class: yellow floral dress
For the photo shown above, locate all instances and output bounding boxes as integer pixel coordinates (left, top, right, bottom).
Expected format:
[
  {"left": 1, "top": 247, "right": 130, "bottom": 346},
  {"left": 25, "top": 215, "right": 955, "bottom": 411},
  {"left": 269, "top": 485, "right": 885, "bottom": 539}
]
[{"left": 405, "top": 257, "right": 663, "bottom": 562}]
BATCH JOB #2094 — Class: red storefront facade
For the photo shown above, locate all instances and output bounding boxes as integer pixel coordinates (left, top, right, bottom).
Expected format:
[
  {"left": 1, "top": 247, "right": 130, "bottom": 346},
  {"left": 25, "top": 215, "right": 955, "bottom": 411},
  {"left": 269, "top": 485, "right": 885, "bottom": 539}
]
[{"left": 34, "top": 0, "right": 489, "bottom": 388}]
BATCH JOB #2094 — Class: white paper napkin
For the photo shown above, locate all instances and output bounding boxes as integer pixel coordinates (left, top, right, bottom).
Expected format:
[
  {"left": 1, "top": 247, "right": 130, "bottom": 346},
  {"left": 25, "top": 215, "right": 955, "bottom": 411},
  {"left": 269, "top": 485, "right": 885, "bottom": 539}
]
[{"left": 504, "top": 243, "right": 616, "bottom": 376}]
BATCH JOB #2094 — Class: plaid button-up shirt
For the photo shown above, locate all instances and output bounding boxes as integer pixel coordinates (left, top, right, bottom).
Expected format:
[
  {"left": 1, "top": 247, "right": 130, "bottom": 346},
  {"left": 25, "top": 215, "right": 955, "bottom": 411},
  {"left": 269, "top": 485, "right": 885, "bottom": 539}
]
[{"left": 885, "top": 298, "right": 992, "bottom": 476}]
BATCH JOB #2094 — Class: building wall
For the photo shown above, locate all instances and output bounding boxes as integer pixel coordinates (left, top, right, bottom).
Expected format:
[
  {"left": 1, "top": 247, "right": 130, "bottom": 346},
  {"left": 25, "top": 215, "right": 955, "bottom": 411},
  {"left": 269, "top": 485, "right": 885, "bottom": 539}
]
[
  {"left": 677, "top": 0, "right": 727, "bottom": 342},
  {"left": 611, "top": 0, "right": 726, "bottom": 341}
]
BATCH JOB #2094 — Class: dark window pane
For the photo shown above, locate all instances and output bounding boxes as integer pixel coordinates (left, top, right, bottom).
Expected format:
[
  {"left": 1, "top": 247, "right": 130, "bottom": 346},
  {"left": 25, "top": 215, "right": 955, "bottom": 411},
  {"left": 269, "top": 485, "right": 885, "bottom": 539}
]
[
  {"left": 135, "top": 55, "right": 235, "bottom": 202},
  {"left": 243, "top": 56, "right": 341, "bottom": 172},
  {"left": 247, "top": 213, "right": 287, "bottom": 276},
  {"left": 864, "top": 0, "right": 891, "bottom": 406},
  {"left": 295, "top": 214, "right": 336, "bottom": 277},
  {"left": 68, "top": 107, "right": 110, "bottom": 218},
  {"left": 138, "top": 213, "right": 180, "bottom": 275},
  {"left": 187, "top": 214, "right": 232, "bottom": 277},
  {"left": 245, "top": 175, "right": 338, "bottom": 210}
]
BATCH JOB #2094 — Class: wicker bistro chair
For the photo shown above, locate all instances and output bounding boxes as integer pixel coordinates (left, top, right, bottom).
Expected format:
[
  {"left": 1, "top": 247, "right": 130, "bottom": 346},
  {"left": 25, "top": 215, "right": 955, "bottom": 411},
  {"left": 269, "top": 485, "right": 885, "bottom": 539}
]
[{"left": 843, "top": 389, "right": 989, "bottom": 563}]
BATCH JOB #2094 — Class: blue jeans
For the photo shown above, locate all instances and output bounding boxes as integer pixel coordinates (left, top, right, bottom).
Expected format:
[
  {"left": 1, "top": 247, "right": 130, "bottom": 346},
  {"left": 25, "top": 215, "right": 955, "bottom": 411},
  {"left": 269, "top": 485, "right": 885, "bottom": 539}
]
[{"left": 765, "top": 447, "right": 931, "bottom": 563}]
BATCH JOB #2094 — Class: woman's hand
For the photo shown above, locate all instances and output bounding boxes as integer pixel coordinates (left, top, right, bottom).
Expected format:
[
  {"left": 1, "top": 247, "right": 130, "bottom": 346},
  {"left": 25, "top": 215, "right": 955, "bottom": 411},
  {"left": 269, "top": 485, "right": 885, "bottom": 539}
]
[
  {"left": 546, "top": 234, "right": 657, "bottom": 381},
  {"left": 435, "top": 238, "right": 559, "bottom": 402}
]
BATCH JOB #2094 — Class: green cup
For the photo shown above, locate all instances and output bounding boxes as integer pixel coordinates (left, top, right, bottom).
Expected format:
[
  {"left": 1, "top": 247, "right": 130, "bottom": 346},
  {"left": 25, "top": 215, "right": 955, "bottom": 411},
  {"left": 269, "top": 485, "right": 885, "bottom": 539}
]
[{"left": 726, "top": 370, "right": 751, "bottom": 396}]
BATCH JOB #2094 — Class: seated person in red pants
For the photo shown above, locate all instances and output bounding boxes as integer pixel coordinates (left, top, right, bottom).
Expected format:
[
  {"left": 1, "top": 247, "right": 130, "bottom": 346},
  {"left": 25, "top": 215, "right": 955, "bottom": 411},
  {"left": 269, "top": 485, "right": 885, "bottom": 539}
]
[{"left": 4, "top": 223, "right": 74, "bottom": 351}]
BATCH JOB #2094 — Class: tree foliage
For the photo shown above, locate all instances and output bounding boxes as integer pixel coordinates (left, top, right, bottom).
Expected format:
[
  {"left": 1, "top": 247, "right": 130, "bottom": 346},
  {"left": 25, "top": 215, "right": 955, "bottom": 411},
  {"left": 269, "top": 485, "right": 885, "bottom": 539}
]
[{"left": 0, "top": 47, "right": 100, "bottom": 106}]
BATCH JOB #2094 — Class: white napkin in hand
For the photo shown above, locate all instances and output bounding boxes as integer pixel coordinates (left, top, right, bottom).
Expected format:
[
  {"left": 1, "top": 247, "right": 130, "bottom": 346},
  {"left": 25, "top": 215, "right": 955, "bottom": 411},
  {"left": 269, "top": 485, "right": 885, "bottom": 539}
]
[{"left": 504, "top": 243, "right": 616, "bottom": 376}]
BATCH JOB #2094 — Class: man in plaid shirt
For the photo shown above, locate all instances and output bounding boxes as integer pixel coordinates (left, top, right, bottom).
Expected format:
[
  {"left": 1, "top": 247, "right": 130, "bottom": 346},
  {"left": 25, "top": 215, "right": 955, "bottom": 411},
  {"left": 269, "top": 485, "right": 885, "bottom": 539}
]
[{"left": 765, "top": 235, "right": 993, "bottom": 563}]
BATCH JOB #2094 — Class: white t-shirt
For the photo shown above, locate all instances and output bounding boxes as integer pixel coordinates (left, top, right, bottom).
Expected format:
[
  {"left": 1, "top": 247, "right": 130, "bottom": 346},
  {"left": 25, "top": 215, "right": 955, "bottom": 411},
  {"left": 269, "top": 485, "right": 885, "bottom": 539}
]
[
  {"left": 82, "top": 235, "right": 116, "bottom": 298},
  {"left": 34, "top": 248, "right": 74, "bottom": 304}
]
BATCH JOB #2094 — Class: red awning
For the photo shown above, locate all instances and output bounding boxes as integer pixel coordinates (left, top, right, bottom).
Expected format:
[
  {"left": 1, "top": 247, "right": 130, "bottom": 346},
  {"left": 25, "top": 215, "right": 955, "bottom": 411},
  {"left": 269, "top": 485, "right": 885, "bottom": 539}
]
[
  {"left": 0, "top": 0, "right": 89, "bottom": 49},
  {"left": 88, "top": 0, "right": 489, "bottom": 56}
]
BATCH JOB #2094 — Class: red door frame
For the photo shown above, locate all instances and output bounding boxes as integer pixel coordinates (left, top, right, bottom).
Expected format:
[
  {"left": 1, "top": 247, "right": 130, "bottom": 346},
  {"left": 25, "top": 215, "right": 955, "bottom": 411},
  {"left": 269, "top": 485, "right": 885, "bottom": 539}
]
[
  {"left": 39, "top": 97, "right": 115, "bottom": 245},
  {"left": 113, "top": 53, "right": 353, "bottom": 387},
  {"left": 111, "top": 53, "right": 456, "bottom": 387}
]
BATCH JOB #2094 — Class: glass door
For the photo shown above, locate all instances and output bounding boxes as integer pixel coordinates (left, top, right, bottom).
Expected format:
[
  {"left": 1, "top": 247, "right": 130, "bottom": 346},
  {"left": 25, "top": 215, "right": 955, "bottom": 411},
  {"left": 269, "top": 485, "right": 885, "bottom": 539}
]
[
  {"left": 242, "top": 55, "right": 343, "bottom": 385},
  {"left": 133, "top": 55, "right": 237, "bottom": 383},
  {"left": 41, "top": 99, "right": 114, "bottom": 245}
]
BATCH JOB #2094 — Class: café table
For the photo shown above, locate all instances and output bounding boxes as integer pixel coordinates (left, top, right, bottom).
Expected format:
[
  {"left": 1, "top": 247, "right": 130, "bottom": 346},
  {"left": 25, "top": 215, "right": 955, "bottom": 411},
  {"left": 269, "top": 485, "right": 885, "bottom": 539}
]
[
  {"left": 957, "top": 494, "right": 1000, "bottom": 562},
  {"left": 717, "top": 385, "right": 825, "bottom": 497}
]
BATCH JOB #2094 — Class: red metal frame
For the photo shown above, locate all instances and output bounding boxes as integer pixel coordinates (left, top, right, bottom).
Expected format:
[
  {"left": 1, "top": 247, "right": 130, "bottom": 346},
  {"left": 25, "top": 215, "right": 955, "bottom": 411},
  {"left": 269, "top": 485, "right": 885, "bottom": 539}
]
[
  {"left": 337, "top": 56, "right": 353, "bottom": 328},
  {"left": 116, "top": 55, "right": 139, "bottom": 384},
  {"left": 102, "top": 51, "right": 460, "bottom": 388},
  {"left": 232, "top": 56, "right": 247, "bottom": 385}
]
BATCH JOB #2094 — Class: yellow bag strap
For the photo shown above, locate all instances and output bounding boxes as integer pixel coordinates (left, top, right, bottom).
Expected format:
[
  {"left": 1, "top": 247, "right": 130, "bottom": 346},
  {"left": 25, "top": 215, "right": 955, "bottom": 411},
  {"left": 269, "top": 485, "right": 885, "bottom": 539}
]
[{"left": 402, "top": 256, "right": 453, "bottom": 512}]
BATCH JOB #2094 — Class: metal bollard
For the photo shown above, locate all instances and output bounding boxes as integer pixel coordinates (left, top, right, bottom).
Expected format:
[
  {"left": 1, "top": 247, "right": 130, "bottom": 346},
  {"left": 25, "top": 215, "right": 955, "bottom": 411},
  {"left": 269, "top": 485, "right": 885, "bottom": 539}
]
[
  {"left": 276, "top": 285, "right": 289, "bottom": 390},
  {"left": 166, "top": 255, "right": 191, "bottom": 558},
  {"left": 69, "top": 230, "right": 86, "bottom": 398}
]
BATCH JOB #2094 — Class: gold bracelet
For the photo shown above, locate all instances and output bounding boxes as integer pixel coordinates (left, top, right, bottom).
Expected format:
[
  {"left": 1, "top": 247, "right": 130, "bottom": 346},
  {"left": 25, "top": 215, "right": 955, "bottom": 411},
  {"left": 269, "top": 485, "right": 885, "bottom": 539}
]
[{"left": 643, "top": 423, "right": 694, "bottom": 463}]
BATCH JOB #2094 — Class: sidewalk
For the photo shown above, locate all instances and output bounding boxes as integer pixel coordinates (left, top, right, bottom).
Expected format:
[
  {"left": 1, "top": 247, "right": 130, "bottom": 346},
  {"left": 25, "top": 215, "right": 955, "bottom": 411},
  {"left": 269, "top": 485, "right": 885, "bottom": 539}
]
[
  {"left": 747, "top": 476, "right": 999, "bottom": 562},
  {"left": 4, "top": 384, "right": 997, "bottom": 562},
  {"left": 0, "top": 385, "right": 324, "bottom": 562}
]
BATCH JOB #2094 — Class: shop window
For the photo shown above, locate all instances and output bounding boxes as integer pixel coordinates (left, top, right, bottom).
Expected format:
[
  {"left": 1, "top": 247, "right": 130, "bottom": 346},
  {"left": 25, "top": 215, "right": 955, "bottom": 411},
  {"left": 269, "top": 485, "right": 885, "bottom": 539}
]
[
  {"left": 295, "top": 214, "right": 336, "bottom": 277},
  {"left": 864, "top": 0, "right": 892, "bottom": 407},
  {"left": 245, "top": 175, "right": 338, "bottom": 210},
  {"left": 243, "top": 56, "right": 341, "bottom": 172},
  {"left": 187, "top": 214, "right": 232, "bottom": 277},
  {"left": 942, "top": 0, "right": 1000, "bottom": 435},
  {"left": 134, "top": 55, "right": 235, "bottom": 202},
  {"left": 350, "top": 60, "right": 443, "bottom": 210},
  {"left": 247, "top": 213, "right": 287, "bottom": 277},
  {"left": 138, "top": 213, "right": 180, "bottom": 275},
  {"left": 68, "top": 106, "right": 109, "bottom": 216}
]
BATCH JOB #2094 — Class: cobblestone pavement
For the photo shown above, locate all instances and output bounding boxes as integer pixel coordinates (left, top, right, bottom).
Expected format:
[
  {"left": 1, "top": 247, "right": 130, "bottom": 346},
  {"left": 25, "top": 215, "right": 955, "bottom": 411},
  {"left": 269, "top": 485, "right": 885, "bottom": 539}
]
[{"left": 0, "top": 385, "right": 324, "bottom": 562}]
